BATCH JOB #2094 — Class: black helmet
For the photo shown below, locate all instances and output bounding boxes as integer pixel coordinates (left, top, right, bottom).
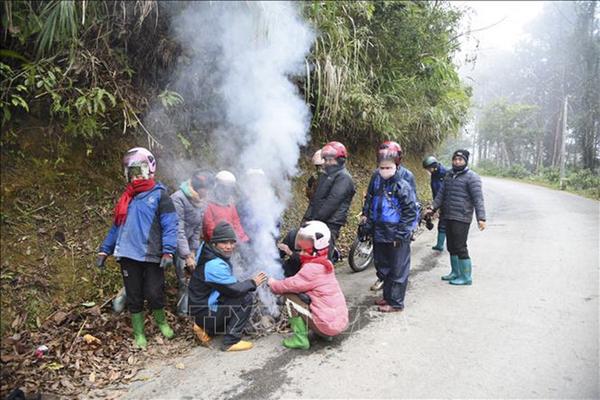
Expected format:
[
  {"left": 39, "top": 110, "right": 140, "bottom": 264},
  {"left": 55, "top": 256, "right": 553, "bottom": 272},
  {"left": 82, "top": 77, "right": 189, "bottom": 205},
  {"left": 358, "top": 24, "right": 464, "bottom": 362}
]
[{"left": 422, "top": 155, "right": 438, "bottom": 169}]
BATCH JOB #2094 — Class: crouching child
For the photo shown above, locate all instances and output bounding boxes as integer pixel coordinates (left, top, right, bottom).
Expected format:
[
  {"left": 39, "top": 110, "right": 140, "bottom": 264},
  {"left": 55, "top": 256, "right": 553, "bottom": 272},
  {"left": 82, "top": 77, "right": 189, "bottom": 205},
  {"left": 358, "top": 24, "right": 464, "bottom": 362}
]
[
  {"left": 188, "top": 222, "right": 267, "bottom": 352},
  {"left": 268, "top": 221, "right": 348, "bottom": 350}
]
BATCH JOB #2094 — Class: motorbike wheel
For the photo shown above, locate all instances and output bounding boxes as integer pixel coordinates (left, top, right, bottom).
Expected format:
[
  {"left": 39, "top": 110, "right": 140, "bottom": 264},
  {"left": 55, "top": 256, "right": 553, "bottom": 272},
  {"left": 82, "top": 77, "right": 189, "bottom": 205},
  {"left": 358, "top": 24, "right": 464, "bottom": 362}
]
[{"left": 348, "top": 237, "right": 374, "bottom": 272}]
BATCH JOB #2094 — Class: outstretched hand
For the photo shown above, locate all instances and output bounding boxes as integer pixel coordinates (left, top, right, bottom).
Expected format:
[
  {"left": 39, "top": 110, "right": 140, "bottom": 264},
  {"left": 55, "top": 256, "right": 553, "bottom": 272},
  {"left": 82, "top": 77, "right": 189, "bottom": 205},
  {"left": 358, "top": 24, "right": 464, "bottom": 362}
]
[
  {"left": 253, "top": 272, "right": 268, "bottom": 287},
  {"left": 277, "top": 243, "right": 293, "bottom": 256}
]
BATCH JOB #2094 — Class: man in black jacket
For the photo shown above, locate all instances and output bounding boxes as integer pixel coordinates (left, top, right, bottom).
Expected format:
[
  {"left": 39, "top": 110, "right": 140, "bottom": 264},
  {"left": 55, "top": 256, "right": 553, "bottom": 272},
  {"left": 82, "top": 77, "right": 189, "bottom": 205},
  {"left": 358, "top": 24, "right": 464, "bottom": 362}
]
[
  {"left": 427, "top": 149, "right": 486, "bottom": 285},
  {"left": 188, "top": 222, "right": 267, "bottom": 351},
  {"left": 303, "top": 141, "right": 356, "bottom": 260}
]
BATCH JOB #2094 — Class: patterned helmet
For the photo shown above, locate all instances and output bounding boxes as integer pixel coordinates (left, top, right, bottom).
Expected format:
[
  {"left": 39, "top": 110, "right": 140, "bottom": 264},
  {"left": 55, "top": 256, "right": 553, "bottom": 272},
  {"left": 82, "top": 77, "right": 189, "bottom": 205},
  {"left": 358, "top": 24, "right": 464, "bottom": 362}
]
[
  {"left": 321, "top": 141, "right": 348, "bottom": 160},
  {"left": 123, "top": 147, "right": 156, "bottom": 181},
  {"left": 377, "top": 141, "right": 402, "bottom": 165}
]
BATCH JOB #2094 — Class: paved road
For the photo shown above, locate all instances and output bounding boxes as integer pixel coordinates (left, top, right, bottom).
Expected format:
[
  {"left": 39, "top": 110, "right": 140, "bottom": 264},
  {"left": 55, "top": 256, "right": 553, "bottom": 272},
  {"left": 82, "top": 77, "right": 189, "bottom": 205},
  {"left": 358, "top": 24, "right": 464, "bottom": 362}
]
[{"left": 108, "top": 177, "right": 599, "bottom": 399}]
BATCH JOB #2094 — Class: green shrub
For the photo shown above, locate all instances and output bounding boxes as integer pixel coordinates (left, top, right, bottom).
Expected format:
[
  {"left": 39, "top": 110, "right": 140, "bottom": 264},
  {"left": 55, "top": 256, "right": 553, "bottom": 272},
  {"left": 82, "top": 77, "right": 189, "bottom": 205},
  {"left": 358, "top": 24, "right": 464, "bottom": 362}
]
[
  {"left": 539, "top": 167, "right": 561, "bottom": 184},
  {"left": 567, "top": 169, "right": 600, "bottom": 191},
  {"left": 475, "top": 160, "right": 502, "bottom": 176},
  {"left": 505, "top": 164, "right": 531, "bottom": 179}
]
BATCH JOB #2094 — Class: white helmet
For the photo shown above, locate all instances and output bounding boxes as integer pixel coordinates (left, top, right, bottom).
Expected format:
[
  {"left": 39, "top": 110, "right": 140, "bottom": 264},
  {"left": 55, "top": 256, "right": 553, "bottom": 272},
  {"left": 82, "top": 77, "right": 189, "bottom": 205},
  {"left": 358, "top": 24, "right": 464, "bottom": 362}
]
[
  {"left": 311, "top": 149, "right": 325, "bottom": 166},
  {"left": 295, "top": 220, "right": 331, "bottom": 254},
  {"left": 215, "top": 170, "right": 236, "bottom": 186}
]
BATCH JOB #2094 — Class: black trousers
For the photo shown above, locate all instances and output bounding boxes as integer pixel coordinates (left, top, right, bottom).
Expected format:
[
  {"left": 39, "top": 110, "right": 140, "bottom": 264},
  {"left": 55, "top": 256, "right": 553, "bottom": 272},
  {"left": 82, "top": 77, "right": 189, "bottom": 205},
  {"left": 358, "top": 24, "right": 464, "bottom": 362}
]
[
  {"left": 445, "top": 220, "right": 471, "bottom": 259},
  {"left": 373, "top": 241, "right": 411, "bottom": 309},
  {"left": 119, "top": 258, "right": 165, "bottom": 313},
  {"left": 326, "top": 224, "right": 341, "bottom": 261},
  {"left": 193, "top": 294, "right": 253, "bottom": 346}
]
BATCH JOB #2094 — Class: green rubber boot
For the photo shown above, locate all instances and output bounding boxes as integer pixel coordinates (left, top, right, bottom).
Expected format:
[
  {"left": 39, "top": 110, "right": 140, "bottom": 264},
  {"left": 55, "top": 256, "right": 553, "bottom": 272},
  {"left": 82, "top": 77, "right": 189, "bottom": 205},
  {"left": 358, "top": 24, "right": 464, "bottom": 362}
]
[
  {"left": 283, "top": 316, "right": 310, "bottom": 350},
  {"left": 152, "top": 309, "right": 174, "bottom": 339},
  {"left": 450, "top": 258, "right": 472, "bottom": 285},
  {"left": 442, "top": 255, "right": 459, "bottom": 281},
  {"left": 432, "top": 232, "right": 446, "bottom": 251},
  {"left": 131, "top": 312, "right": 147, "bottom": 349}
]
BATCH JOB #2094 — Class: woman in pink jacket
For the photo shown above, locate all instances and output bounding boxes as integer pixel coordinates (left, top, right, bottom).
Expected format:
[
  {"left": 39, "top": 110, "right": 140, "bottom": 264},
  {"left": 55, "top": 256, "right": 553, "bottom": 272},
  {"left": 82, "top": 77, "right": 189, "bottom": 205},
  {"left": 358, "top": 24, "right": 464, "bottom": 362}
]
[{"left": 269, "top": 221, "right": 349, "bottom": 349}]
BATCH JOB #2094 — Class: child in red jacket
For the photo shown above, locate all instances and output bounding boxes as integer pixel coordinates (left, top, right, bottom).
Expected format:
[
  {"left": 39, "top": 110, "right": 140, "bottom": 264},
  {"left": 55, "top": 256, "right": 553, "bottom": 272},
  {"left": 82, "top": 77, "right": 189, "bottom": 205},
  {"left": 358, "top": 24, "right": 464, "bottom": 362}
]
[{"left": 202, "top": 170, "right": 249, "bottom": 243}]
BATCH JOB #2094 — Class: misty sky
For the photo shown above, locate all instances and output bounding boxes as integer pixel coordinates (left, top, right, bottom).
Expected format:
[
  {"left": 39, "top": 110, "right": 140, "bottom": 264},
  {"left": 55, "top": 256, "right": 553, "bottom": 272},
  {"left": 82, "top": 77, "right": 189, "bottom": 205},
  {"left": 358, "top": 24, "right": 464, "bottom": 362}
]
[{"left": 456, "top": 1, "right": 544, "bottom": 52}]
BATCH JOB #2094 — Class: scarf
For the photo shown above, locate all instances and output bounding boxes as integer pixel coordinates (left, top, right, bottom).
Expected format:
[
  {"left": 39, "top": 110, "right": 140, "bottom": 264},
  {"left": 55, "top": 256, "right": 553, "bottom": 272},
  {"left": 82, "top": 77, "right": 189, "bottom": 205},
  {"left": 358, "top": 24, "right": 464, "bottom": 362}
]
[
  {"left": 114, "top": 178, "right": 156, "bottom": 226},
  {"left": 300, "top": 252, "right": 334, "bottom": 273},
  {"left": 180, "top": 180, "right": 203, "bottom": 207}
]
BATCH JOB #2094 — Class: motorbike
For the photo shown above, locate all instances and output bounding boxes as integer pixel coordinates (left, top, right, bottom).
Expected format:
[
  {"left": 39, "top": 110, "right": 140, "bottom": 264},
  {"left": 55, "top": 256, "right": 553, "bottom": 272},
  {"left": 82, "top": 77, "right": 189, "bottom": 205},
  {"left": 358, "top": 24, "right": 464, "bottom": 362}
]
[{"left": 348, "top": 203, "right": 432, "bottom": 273}]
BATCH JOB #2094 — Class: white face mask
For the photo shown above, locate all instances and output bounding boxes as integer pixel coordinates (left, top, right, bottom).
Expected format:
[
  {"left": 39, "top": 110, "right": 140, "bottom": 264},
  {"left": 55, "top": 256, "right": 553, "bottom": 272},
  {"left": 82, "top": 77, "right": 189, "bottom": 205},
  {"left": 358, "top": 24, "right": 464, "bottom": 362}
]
[{"left": 378, "top": 164, "right": 397, "bottom": 180}]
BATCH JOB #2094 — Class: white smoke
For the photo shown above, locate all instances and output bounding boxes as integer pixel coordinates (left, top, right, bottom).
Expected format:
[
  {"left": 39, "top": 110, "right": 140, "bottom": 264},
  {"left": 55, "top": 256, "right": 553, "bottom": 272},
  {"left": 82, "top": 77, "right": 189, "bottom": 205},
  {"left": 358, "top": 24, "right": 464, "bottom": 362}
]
[{"left": 169, "top": 2, "right": 314, "bottom": 314}]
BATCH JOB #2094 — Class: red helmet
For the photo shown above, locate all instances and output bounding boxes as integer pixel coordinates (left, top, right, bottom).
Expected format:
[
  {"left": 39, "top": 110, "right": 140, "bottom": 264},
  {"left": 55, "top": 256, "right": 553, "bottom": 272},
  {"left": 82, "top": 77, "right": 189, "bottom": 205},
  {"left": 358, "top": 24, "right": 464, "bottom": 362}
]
[
  {"left": 321, "top": 141, "right": 348, "bottom": 160},
  {"left": 377, "top": 140, "right": 402, "bottom": 165}
]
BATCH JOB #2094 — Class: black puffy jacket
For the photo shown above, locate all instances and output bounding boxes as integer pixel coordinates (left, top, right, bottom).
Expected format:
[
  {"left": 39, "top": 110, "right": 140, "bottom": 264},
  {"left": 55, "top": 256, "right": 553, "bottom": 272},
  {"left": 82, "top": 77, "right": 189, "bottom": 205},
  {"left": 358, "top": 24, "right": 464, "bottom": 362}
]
[
  {"left": 303, "top": 164, "right": 356, "bottom": 228},
  {"left": 432, "top": 167, "right": 486, "bottom": 224}
]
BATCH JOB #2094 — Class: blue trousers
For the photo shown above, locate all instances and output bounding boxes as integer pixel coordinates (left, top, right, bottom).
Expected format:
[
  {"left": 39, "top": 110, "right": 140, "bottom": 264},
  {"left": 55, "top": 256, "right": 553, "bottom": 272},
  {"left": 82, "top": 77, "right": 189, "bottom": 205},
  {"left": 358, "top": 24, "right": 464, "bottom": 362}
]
[{"left": 373, "top": 241, "right": 411, "bottom": 309}]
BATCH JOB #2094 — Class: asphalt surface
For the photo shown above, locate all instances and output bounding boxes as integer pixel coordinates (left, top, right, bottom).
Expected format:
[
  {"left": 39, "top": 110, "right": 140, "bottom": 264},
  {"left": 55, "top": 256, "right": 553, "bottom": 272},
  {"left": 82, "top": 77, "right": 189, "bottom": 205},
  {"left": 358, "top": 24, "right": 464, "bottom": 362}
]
[{"left": 100, "top": 177, "right": 599, "bottom": 399}]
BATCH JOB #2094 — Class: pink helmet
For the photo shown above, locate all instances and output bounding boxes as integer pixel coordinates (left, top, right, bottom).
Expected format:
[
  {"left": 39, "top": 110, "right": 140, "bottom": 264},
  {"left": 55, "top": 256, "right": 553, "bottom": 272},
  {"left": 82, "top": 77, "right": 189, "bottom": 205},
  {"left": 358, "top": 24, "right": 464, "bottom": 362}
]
[{"left": 123, "top": 147, "right": 156, "bottom": 181}]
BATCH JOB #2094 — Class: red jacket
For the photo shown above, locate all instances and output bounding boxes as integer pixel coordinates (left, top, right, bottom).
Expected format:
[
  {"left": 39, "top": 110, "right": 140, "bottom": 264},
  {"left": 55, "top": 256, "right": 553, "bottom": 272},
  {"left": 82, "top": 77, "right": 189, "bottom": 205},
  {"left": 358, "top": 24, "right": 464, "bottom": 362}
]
[{"left": 202, "top": 201, "right": 249, "bottom": 243}]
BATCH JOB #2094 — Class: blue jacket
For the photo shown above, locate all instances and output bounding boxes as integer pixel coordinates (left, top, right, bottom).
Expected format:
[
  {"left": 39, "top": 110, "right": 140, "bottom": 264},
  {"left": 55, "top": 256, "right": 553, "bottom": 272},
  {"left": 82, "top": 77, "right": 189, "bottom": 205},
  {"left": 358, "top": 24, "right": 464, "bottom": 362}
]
[
  {"left": 363, "top": 172, "right": 418, "bottom": 243},
  {"left": 430, "top": 163, "right": 448, "bottom": 199},
  {"left": 99, "top": 183, "right": 178, "bottom": 263},
  {"left": 398, "top": 165, "right": 417, "bottom": 199},
  {"left": 188, "top": 243, "right": 257, "bottom": 313},
  {"left": 363, "top": 167, "right": 419, "bottom": 231}
]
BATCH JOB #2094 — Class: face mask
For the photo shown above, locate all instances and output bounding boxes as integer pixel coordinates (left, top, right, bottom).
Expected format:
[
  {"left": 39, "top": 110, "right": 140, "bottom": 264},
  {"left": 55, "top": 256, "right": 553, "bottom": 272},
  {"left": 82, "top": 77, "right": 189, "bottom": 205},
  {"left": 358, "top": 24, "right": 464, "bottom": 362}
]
[
  {"left": 325, "top": 164, "right": 339, "bottom": 174},
  {"left": 379, "top": 165, "right": 397, "bottom": 180}
]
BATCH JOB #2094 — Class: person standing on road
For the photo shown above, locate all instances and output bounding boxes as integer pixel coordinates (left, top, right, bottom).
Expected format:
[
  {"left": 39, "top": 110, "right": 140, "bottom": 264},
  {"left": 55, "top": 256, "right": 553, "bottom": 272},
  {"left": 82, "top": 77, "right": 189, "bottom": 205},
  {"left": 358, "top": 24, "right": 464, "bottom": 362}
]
[
  {"left": 360, "top": 144, "right": 418, "bottom": 312},
  {"left": 427, "top": 149, "right": 486, "bottom": 285},
  {"left": 171, "top": 171, "right": 213, "bottom": 316},
  {"left": 269, "top": 221, "right": 349, "bottom": 349},
  {"left": 97, "top": 147, "right": 177, "bottom": 349},
  {"left": 362, "top": 141, "right": 419, "bottom": 291},
  {"left": 188, "top": 222, "right": 267, "bottom": 352},
  {"left": 303, "top": 141, "right": 356, "bottom": 261},
  {"left": 422, "top": 156, "right": 448, "bottom": 251}
]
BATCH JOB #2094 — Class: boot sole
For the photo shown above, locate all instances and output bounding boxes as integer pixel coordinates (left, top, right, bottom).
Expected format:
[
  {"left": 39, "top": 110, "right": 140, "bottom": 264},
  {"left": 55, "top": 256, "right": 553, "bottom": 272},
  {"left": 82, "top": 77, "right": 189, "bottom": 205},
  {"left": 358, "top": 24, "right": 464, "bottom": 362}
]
[{"left": 441, "top": 276, "right": 457, "bottom": 281}]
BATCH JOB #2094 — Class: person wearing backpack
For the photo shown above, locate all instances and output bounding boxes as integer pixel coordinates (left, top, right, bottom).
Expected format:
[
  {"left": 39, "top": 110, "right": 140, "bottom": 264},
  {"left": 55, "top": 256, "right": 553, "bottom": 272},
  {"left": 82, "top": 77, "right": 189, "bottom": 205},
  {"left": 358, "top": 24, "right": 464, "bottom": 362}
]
[
  {"left": 362, "top": 141, "right": 419, "bottom": 291},
  {"left": 360, "top": 143, "right": 418, "bottom": 312}
]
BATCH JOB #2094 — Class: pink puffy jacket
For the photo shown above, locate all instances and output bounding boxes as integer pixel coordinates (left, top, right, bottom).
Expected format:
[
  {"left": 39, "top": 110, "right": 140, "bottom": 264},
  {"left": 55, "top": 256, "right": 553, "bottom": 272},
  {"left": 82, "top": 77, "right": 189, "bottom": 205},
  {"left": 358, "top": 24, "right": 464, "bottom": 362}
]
[{"left": 270, "top": 259, "right": 349, "bottom": 336}]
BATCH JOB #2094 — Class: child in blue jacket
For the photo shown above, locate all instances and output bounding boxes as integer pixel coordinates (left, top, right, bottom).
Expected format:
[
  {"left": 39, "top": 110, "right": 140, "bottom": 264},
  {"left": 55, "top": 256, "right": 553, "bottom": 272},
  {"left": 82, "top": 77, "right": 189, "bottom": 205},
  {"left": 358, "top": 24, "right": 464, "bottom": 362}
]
[{"left": 97, "top": 147, "right": 178, "bottom": 349}]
